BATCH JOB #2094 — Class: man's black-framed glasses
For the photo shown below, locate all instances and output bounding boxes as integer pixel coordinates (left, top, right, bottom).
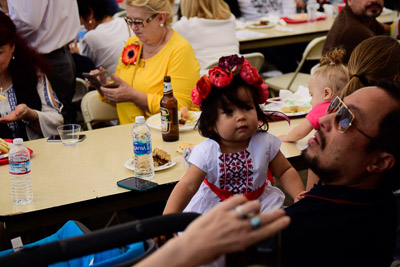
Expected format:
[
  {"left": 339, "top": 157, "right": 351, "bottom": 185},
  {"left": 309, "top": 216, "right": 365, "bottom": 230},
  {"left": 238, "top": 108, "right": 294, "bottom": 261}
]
[
  {"left": 124, "top": 13, "right": 158, "bottom": 28},
  {"left": 326, "top": 96, "right": 374, "bottom": 140}
]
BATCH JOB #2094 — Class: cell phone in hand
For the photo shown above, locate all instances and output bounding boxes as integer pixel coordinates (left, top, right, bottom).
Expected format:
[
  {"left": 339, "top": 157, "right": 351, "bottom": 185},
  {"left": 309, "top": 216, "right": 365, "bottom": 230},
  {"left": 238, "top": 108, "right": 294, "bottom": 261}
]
[
  {"left": 47, "top": 134, "right": 86, "bottom": 142},
  {"left": 117, "top": 177, "right": 158, "bottom": 192},
  {"left": 83, "top": 70, "right": 119, "bottom": 96}
]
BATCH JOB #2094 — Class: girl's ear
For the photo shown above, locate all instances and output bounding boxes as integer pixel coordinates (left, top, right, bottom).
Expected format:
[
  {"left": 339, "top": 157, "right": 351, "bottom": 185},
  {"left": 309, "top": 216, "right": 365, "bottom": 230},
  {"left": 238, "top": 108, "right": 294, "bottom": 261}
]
[{"left": 323, "top": 87, "right": 333, "bottom": 101}]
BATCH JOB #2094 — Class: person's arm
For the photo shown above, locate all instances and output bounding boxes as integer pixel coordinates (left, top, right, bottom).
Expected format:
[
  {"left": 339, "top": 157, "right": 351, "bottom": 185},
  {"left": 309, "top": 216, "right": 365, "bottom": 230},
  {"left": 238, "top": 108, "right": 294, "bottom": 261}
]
[
  {"left": 279, "top": 119, "right": 313, "bottom": 142},
  {"left": 7, "top": 0, "right": 48, "bottom": 37},
  {"left": 163, "top": 164, "right": 206, "bottom": 214},
  {"left": 269, "top": 151, "right": 305, "bottom": 201},
  {"left": 136, "top": 195, "right": 291, "bottom": 267},
  {"left": 0, "top": 76, "right": 63, "bottom": 138},
  {"left": 306, "top": 169, "right": 319, "bottom": 191}
]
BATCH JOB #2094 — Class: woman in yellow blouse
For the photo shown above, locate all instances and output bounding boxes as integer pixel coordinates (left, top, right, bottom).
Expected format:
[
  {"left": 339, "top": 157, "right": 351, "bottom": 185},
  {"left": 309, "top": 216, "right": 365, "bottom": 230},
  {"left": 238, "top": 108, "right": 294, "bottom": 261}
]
[{"left": 99, "top": 0, "right": 200, "bottom": 124}]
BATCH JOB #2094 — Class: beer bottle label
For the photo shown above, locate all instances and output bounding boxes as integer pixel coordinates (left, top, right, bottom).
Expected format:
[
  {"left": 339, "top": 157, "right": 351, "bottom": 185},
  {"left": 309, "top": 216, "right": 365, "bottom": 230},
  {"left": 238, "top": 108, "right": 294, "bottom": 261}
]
[
  {"left": 160, "top": 107, "right": 170, "bottom": 133},
  {"left": 163, "top": 82, "right": 172, "bottom": 94}
]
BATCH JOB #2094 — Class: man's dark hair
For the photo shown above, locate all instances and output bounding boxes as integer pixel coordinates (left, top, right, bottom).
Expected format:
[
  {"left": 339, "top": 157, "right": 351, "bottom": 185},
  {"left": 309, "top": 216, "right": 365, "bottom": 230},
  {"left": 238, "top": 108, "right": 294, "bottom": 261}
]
[
  {"left": 77, "top": 0, "right": 111, "bottom": 22},
  {"left": 373, "top": 80, "right": 400, "bottom": 190}
]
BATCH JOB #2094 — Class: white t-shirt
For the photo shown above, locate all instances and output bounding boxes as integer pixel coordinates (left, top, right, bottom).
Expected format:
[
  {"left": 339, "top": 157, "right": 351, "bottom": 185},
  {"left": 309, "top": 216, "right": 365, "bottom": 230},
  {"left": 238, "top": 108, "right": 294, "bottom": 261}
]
[
  {"left": 8, "top": 0, "right": 80, "bottom": 54},
  {"left": 82, "top": 18, "right": 132, "bottom": 73},
  {"left": 238, "top": 0, "right": 296, "bottom": 20},
  {"left": 184, "top": 131, "right": 285, "bottom": 215},
  {"left": 173, "top": 14, "right": 239, "bottom": 69}
]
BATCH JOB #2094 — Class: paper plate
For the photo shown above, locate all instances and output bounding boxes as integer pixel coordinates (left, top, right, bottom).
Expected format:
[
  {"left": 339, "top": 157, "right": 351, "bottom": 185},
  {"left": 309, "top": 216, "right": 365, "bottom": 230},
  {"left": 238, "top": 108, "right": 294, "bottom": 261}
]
[
  {"left": 146, "top": 111, "right": 200, "bottom": 132},
  {"left": 124, "top": 159, "right": 177, "bottom": 172}
]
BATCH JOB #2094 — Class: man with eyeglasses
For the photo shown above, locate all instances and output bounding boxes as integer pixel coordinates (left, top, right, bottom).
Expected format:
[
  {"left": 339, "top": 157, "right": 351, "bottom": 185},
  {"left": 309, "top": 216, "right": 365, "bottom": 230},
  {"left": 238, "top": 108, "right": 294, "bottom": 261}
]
[{"left": 281, "top": 80, "right": 400, "bottom": 266}]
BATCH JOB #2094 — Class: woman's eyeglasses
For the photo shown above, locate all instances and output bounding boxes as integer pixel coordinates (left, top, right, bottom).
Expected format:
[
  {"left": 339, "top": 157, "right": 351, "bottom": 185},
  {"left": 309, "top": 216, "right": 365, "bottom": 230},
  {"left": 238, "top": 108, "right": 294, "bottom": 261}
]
[
  {"left": 327, "top": 96, "right": 374, "bottom": 140},
  {"left": 124, "top": 13, "right": 158, "bottom": 28}
]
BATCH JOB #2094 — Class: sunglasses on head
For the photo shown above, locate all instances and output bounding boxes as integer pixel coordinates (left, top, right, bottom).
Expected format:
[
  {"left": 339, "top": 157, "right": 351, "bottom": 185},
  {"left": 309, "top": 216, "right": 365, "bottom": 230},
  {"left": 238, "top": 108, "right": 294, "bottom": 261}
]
[
  {"left": 124, "top": 13, "right": 158, "bottom": 28},
  {"left": 326, "top": 96, "right": 374, "bottom": 140}
]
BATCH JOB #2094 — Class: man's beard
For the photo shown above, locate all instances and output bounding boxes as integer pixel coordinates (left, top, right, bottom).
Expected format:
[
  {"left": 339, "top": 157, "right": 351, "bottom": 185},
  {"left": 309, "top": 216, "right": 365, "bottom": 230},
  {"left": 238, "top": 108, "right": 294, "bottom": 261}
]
[
  {"left": 301, "top": 130, "right": 339, "bottom": 183},
  {"left": 364, "top": 3, "right": 383, "bottom": 17}
]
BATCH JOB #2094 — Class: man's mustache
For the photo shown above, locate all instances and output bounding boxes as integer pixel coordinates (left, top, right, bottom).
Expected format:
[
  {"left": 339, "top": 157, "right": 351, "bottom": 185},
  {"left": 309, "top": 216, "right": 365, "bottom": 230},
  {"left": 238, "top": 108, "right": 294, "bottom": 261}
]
[{"left": 366, "top": 3, "right": 383, "bottom": 9}]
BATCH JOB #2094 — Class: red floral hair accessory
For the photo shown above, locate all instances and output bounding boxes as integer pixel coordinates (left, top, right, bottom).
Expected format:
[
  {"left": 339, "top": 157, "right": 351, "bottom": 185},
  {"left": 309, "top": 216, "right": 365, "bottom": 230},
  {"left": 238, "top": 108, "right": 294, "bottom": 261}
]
[{"left": 191, "top": 55, "right": 269, "bottom": 106}]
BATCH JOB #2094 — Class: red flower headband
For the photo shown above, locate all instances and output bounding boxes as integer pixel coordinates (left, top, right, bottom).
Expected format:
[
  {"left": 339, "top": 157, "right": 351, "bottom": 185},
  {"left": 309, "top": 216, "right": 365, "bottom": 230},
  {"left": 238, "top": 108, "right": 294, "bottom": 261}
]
[{"left": 191, "top": 55, "right": 269, "bottom": 106}]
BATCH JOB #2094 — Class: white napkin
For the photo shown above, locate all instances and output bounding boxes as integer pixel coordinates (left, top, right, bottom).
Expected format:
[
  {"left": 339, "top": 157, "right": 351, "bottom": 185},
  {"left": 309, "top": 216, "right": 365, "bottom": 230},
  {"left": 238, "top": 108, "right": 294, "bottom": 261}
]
[{"left": 279, "top": 85, "right": 311, "bottom": 104}]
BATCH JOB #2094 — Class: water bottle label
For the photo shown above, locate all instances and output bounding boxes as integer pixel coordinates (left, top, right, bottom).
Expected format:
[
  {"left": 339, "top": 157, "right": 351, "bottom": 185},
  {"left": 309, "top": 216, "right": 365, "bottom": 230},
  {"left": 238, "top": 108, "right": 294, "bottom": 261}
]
[
  {"left": 163, "top": 83, "right": 172, "bottom": 94},
  {"left": 160, "top": 107, "right": 171, "bottom": 134},
  {"left": 9, "top": 160, "right": 31, "bottom": 175},
  {"left": 133, "top": 141, "right": 152, "bottom": 156}
]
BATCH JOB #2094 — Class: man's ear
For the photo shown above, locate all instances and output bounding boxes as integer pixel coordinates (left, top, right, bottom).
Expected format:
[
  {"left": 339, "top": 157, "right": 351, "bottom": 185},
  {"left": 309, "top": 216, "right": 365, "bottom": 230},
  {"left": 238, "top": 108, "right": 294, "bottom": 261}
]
[
  {"left": 367, "top": 152, "right": 395, "bottom": 173},
  {"left": 323, "top": 87, "right": 333, "bottom": 101}
]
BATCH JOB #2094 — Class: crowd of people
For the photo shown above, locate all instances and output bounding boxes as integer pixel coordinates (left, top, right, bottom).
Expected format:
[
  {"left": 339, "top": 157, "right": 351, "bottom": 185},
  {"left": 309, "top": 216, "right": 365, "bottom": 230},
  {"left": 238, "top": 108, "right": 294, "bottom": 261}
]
[{"left": 0, "top": 0, "right": 400, "bottom": 266}]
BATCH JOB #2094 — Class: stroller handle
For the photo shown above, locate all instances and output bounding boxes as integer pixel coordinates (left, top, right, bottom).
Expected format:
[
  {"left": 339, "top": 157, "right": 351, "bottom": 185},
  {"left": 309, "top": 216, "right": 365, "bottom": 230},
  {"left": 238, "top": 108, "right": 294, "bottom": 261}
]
[{"left": 0, "top": 212, "right": 200, "bottom": 266}]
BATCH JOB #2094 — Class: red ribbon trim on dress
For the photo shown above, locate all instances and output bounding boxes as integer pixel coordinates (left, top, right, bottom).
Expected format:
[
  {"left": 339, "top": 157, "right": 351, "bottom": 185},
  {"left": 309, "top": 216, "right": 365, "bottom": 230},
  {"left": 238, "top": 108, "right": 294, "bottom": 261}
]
[{"left": 203, "top": 179, "right": 267, "bottom": 201}]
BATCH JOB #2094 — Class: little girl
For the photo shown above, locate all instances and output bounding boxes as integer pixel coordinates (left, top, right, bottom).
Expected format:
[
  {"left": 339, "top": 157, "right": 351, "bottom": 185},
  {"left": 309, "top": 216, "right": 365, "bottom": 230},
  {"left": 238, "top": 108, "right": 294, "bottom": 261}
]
[
  {"left": 164, "top": 55, "right": 304, "bottom": 218},
  {"left": 280, "top": 48, "right": 349, "bottom": 142}
]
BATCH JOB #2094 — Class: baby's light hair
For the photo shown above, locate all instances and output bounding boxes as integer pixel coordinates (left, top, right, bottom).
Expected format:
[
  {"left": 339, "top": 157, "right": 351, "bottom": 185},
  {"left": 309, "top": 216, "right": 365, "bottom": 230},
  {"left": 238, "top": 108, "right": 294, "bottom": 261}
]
[{"left": 313, "top": 48, "right": 349, "bottom": 98}]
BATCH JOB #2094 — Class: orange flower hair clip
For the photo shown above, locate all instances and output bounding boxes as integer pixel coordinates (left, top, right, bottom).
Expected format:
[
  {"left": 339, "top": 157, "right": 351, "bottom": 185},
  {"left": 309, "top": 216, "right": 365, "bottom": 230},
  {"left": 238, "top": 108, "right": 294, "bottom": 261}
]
[{"left": 191, "top": 55, "right": 269, "bottom": 106}]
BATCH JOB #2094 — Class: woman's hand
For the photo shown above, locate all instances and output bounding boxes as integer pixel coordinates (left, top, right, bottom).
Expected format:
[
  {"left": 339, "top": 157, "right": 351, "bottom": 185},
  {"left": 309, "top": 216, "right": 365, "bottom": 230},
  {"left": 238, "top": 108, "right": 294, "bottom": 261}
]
[
  {"left": 0, "top": 104, "right": 37, "bottom": 123},
  {"left": 100, "top": 74, "right": 135, "bottom": 103}
]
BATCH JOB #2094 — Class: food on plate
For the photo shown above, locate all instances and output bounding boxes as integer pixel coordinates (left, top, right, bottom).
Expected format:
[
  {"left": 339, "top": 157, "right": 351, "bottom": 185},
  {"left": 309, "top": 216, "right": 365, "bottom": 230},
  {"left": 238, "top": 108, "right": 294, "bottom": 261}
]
[
  {"left": 0, "top": 95, "right": 6, "bottom": 101},
  {"left": 177, "top": 142, "right": 194, "bottom": 154},
  {"left": 291, "top": 13, "right": 308, "bottom": 20},
  {"left": 178, "top": 107, "right": 196, "bottom": 126},
  {"left": 0, "top": 138, "right": 10, "bottom": 155},
  {"left": 280, "top": 105, "right": 310, "bottom": 114},
  {"left": 152, "top": 148, "right": 171, "bottom": 167},
  {"left": 251, "top": 20, "right": 270, "bottom": 27}
]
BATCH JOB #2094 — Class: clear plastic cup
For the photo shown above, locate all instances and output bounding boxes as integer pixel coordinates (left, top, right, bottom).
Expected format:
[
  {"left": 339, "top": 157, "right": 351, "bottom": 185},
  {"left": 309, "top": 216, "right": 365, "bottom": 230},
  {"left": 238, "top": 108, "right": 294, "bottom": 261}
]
[{"left": 57, "top": 124, "right": 81, "bottom": 147}]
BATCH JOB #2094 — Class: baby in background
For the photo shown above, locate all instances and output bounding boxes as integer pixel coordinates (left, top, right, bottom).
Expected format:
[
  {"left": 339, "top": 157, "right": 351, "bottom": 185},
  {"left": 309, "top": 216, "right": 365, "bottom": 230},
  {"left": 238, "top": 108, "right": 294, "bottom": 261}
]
[{"left": 280, "top": 48, "right": 349, "bottom": 142}]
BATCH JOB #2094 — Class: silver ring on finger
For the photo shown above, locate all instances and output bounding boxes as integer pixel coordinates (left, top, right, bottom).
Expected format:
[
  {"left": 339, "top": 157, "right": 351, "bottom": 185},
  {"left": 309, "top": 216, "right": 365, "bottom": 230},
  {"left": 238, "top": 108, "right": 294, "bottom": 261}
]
[{"left": 234, "top": 205, "right": 246, "bottom": 218}]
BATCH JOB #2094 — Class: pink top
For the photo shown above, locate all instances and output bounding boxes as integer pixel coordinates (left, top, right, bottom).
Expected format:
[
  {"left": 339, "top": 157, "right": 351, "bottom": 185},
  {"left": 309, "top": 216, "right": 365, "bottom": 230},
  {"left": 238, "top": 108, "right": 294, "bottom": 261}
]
[{"left": 306, "top": 101, "right": 331, "bottom": 129}]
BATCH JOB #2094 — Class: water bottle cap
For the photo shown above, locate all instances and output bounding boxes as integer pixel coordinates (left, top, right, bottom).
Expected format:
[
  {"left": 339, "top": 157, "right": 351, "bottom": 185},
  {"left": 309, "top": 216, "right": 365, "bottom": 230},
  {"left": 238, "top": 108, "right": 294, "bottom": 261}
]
[
  {"left": 13, "top": 138, "right": 23, "bottom": 145},
  {"left": 135, "top": 116, "right": 145, "bottom": 124}
]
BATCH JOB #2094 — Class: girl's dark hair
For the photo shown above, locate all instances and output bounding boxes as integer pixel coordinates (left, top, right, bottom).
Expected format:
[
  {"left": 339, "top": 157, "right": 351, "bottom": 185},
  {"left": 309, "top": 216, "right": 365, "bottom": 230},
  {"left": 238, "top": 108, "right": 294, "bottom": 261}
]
[
  {"left": 0, "top": 11, "right": 50, "bottom": 111},
  {"left": 197, "top": 75, "right": 269, "bottom": 142},
  {"left": 77, "top": 0, "right": 111, "bottom": 22}
]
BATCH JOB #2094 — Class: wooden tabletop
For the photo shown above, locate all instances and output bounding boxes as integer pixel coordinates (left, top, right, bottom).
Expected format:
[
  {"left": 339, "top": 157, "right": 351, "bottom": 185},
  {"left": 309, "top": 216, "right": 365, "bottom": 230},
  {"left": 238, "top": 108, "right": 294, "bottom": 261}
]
[
  {"left": 238, "top": 11, "right": 398, "bottom": 50},
  {"left": 0, "top": 117, "right": 312, "bottom": 231}
]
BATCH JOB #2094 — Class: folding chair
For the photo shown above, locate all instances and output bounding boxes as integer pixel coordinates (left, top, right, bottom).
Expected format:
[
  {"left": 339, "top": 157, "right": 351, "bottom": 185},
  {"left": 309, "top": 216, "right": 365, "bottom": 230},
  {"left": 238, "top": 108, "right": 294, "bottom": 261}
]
[
  {"left": 72, "top": 78, "right": 89, "bottom": 104},
  {"left": 81, "top": 91, "right": 119, "bottom": 130},
  {"left": 265, "top": 36, "right": 326, "bottom": 97}
]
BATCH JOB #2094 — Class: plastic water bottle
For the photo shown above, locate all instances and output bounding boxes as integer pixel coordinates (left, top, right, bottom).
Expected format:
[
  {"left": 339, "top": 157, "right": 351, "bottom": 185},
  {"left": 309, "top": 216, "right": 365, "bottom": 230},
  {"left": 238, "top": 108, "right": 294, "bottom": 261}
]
[
  {"left": 307, "top": 0, "right": 318, "bottom": 22},
  {"left": 9, "top": 138, "right": 33, "bottom": 205},
  {"left": 132, "top": 116, "right": 154, "bottom": 180}
]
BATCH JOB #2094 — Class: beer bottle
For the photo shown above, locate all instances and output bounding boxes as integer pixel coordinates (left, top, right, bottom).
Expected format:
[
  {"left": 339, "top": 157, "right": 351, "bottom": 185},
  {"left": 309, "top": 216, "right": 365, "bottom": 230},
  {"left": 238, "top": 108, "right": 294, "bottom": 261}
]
[{"left": 160, "top": 76, "right": 179, "bottom": 141}]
